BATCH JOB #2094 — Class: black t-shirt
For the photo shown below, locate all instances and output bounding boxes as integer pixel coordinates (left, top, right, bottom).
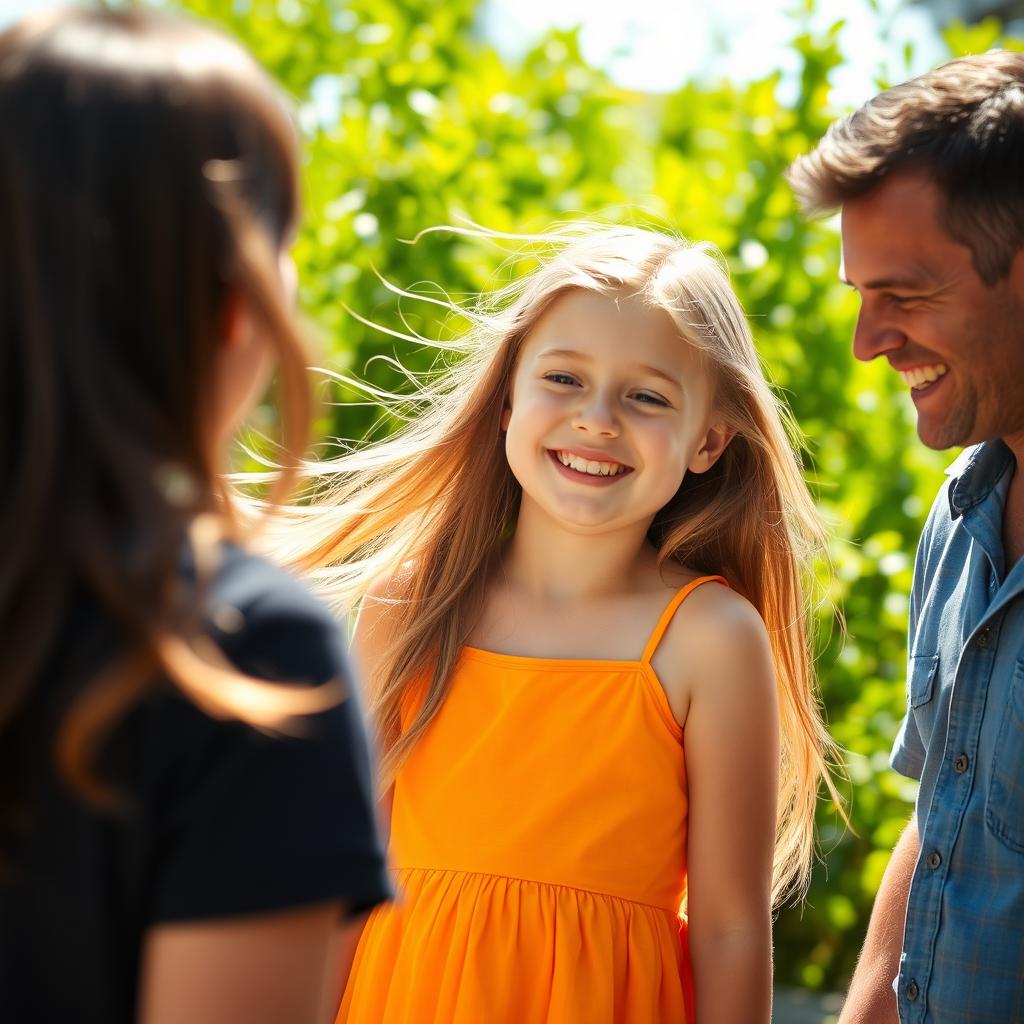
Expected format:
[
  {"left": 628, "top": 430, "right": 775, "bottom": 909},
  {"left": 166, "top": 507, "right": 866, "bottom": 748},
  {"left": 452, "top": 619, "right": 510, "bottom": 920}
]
[{"left": 0, "top": 544, "right": 391, "bottom": 1023}]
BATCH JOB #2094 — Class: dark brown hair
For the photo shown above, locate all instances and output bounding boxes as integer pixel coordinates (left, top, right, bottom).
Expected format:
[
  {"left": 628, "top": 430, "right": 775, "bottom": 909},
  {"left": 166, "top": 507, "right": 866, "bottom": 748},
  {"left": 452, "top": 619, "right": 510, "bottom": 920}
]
[
  {"left": 787, "top": 50, "right": 1024, "bottom": 284},
  {"left": 0, "top": 7, "right": 315, "bottom": 823}
]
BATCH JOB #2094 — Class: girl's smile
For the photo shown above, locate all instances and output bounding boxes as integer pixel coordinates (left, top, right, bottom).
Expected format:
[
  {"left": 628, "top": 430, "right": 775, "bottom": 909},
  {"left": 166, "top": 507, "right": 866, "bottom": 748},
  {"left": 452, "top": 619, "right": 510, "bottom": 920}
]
[
  {"left": 548, "top": 447, "right": 634, "bottom": 484},
  {"left": 503, "top": 288, "right": 729, "bottom": 537}
]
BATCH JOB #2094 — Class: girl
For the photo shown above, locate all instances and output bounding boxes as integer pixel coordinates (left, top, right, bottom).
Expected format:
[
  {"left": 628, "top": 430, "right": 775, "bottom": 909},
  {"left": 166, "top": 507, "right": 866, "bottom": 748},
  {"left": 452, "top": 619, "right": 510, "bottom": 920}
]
[
  {"left": 289, "top": 226, "right": 839, "bottom": 1023},
  {"left": 0, "top": 9, "right": 389, "bottom": 1024}
]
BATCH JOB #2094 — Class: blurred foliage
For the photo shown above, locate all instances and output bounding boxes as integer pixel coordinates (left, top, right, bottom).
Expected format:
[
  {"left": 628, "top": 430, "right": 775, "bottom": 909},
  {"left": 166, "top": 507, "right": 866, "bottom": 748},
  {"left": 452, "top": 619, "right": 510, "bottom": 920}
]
[{"left": 163, "top": 0, "right": 1020, "bottom": 991}]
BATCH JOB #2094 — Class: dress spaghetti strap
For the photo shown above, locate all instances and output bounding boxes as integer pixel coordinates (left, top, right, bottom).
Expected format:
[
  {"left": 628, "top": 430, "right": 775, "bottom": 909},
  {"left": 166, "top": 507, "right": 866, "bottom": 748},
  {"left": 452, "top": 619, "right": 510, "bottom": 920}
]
[{"left": 640, "top": 575, "right": 729, "bottom": 665}]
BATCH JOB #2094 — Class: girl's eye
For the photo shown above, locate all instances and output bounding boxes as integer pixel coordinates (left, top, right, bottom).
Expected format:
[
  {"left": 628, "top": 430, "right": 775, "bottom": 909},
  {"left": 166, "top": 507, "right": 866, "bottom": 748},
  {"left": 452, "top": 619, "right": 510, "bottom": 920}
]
[
  {"left": 543, "top": 372, "right": 579, "bottom": 386},
  {"left": 631, "top": 391, "right": 669, "bottom": 407}
]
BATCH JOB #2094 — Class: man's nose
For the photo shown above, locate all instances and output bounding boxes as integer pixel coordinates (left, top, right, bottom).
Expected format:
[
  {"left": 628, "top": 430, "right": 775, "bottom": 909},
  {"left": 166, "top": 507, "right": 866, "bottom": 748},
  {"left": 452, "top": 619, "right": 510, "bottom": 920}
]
[{"left": 852, "top": 306, "right": 907, "bottom": 363}]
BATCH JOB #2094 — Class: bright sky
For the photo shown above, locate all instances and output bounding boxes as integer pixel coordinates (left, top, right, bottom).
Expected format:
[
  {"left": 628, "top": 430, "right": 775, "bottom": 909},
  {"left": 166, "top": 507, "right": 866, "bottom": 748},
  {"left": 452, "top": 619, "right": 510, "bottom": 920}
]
[
  {"left": 0, "top": 0, "right": 44, "bottom": 21},
  {"left": 1, "top": 0, "right": 948, "bottom": 108},
  {"left": 480, "top": 0, "right": 947, "bottom": 107}
]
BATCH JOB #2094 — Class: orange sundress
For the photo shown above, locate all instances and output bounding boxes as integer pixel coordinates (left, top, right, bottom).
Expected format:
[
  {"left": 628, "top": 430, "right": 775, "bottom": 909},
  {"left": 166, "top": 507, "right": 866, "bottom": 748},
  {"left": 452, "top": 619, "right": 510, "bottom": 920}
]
[{"left": 338, "top": 576, "right": 726, "bottom": 1023}]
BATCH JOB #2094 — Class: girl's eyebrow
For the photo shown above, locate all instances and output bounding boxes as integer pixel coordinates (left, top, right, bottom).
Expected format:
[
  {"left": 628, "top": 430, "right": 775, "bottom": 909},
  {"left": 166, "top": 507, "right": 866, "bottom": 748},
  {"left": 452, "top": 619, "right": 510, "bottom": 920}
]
[
  {"left": 535, "top": 347, "right": 592, "bottom": 362},
  {"left": 535, "top": 348, "right": 682, "bottom": 390}
]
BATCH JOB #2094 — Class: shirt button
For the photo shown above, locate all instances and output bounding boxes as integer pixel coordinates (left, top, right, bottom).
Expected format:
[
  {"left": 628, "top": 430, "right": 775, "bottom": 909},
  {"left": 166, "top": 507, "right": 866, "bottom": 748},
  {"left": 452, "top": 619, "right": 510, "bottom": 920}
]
[
  {"left": 926, "top": 850, "right": 942, "bottom": 869},
  {"left": 907, "top": 980, "right": 920, "bottom": 1001},
  {"left": 954, "top": 753, "right": 969, "bottom": 773},
  {"left": 977, "top": 627, "right": 991, "bottom": 647}
]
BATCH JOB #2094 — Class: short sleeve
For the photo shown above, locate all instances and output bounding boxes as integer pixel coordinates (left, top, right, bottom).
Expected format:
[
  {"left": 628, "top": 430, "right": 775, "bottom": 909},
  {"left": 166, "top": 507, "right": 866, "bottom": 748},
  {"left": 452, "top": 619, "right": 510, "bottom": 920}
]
[
  {"left": 890, "top": 711, "right": 925, "bottom": 780},
  {"left": 889, "top": 483, "right": 945, "bottom": 782},
  {"left": 143, "top": 549, "right": 391, "bottom": 924}
]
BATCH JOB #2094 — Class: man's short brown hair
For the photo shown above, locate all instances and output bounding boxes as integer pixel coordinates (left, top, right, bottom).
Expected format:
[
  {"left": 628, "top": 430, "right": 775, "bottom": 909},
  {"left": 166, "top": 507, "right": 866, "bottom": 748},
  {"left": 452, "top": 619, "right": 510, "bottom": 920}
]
[{"left": 787, "top": 50, "right": 1024, "bottom": 284}]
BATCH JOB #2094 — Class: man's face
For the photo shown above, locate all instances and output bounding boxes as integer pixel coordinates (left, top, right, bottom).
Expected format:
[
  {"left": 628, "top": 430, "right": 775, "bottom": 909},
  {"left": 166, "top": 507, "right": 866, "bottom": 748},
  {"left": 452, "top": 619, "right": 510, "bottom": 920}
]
[{"left": 841, "top": 170, "right": 1024, "bottom": 451}]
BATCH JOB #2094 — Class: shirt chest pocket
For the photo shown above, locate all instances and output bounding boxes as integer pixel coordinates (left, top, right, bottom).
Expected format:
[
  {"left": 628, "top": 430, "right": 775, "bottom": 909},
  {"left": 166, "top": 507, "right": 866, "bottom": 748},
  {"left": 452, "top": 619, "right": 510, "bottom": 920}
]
[
  {"left": 986, "top": 657, "right": 1024, "bottom": 853},
  {"left": 908, "top": 653, "right": 939, "bottom": 708}
]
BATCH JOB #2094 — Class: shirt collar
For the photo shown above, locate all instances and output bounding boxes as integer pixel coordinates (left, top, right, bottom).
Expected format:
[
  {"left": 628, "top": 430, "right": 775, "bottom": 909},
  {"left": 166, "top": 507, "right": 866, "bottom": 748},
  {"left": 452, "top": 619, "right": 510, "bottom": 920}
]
[{"left": 945, "top": 440, "right": 1015, "bottom": 520}]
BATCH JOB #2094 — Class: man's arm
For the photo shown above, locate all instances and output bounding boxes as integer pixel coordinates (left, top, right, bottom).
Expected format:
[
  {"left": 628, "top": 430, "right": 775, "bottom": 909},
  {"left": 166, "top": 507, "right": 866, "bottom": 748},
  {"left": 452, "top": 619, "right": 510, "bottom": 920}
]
[{"left": 838, "top": 816, "right": 919, "bottom": 1024}]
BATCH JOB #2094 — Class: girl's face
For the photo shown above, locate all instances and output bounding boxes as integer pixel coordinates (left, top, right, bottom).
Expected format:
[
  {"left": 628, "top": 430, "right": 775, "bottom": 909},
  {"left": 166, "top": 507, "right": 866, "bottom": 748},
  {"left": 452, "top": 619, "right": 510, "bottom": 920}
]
[{"left": 503, "top": 288, "right": 731, "bottom": 538}]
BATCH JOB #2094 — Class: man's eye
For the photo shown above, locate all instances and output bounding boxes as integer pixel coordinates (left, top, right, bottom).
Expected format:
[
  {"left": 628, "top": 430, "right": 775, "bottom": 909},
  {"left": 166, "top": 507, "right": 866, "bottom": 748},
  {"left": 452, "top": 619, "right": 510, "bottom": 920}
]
[
  {"left": 544, "top": 372, "right": 578, "bottom": 386},
  {"left": 884, "top": 293, "right": 918, "bottom": 306}
]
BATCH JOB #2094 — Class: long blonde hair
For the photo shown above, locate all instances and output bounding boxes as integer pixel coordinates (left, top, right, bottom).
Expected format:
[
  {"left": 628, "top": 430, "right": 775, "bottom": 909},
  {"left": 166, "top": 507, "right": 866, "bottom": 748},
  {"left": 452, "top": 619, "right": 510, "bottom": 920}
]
[{"left": 284, "top": 225, "right": 842, "bottom": 905}]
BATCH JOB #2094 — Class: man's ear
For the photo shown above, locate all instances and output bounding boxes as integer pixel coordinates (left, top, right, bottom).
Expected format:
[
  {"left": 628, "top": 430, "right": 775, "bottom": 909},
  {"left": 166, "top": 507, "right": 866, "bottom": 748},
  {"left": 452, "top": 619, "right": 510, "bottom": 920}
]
[{"left": 688, "top": 420, "right": 734, "bottom": 474}]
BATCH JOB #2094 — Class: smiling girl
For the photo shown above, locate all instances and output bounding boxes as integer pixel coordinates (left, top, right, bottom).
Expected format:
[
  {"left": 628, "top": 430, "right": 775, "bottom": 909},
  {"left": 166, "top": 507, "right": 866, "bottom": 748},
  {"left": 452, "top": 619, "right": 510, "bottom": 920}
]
[{"left": 286, "top": 226, "right": 839, "bottom": 1023}]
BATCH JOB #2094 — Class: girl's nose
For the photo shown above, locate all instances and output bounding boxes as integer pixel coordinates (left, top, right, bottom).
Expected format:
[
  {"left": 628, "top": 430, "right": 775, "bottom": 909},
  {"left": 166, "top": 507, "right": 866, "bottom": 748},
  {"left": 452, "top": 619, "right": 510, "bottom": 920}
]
[{"left": 572, "top": 394, "right": 620, "bottom": 437}]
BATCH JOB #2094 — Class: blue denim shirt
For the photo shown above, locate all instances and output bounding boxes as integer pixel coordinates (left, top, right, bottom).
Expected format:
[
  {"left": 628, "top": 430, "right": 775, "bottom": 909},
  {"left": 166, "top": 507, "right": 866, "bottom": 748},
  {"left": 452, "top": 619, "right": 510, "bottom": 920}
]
[{"left": 892, "top": 440, "right": 1024, "bottom": 1023}]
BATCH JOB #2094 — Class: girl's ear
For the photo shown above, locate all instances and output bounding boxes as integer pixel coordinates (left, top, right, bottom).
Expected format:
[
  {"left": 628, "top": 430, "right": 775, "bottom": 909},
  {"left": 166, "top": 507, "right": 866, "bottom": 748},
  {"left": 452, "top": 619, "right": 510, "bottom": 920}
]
[
  {"left": 500, "top": 384, "right": 514, "bottom": 431},
  {"left": 688, "top": 420, "right": 734, "bottom": 474}
]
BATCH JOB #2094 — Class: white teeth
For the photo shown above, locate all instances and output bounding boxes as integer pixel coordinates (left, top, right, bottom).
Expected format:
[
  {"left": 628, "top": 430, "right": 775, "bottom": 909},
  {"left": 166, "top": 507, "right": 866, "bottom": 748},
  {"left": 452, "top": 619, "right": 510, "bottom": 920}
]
[
  {"left": 899, "top": 363, "right": 948, "bottom": 390},
  {"left": 556, "top": 451, "right": 626, "bottom": 476}
]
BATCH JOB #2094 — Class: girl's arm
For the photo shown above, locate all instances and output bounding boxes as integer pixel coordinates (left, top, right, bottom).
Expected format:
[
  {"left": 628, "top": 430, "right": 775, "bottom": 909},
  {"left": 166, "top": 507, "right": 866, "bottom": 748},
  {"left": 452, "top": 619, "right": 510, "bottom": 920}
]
[
  {"left": 349, "top": 580, "right": 400, "bottom": 847},
  {"left": 323, "top": 580, "right": 401, "bottom": 994},
  {"left": 664, "top": 586, "right": 779, "bottom": 1024}
]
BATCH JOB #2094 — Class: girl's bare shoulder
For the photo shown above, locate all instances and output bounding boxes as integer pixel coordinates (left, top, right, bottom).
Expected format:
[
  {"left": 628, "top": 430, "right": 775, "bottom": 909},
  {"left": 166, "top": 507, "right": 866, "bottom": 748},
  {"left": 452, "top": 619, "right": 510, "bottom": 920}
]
[
  {"left": 353, "top": 566, "right": 416, "bottom": 650},
  {"left": 650, "top": 578, "right": 775, "bottom": 727}
]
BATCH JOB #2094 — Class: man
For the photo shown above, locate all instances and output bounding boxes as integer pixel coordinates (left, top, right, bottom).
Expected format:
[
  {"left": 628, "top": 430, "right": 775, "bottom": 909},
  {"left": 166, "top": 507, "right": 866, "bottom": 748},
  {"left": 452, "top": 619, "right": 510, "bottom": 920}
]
[{"left": 788, "top": 52, "right": 1024, "bottom": 1024}]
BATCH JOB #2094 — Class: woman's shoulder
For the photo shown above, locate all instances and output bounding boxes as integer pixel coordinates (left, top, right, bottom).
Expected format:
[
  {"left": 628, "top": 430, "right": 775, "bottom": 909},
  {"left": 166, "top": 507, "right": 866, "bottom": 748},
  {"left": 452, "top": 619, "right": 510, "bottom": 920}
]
[
  {"left": 212, "top": 542, "right": 338, "bottom": 628},
  {"left": 138, "top": 544, "right": 391, "bottom": 922},
  {"left": 205, "top": 542, "right": 347, "bottom": 686}
]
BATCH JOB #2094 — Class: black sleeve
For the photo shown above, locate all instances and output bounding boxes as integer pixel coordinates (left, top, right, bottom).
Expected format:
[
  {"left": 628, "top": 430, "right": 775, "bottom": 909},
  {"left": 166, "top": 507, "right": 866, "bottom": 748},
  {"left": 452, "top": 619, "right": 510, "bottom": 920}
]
[{"left": 143, "top": 549, "right": 391, "bottom": 924}]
